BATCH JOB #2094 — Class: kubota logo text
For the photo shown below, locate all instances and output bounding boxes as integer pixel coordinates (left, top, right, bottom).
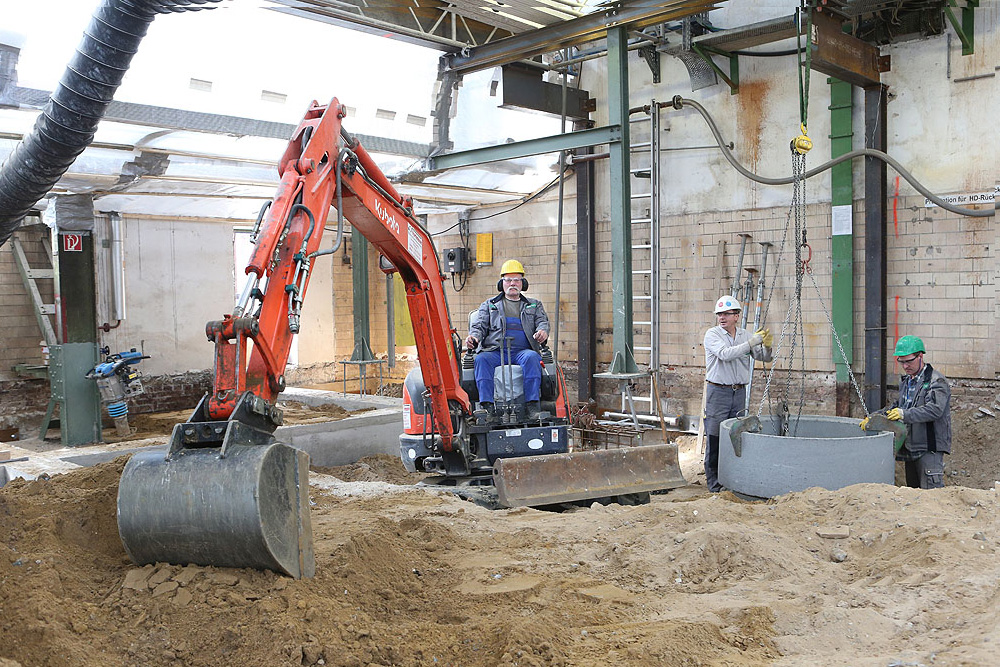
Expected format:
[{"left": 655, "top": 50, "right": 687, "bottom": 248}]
[{"left": 374, "top": 199, "right": 400, "bottom": 234}]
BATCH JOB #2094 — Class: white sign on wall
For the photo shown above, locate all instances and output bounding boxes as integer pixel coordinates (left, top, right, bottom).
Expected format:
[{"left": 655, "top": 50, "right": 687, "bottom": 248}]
[
  {"left": 831, "top": 205, "right": 853, "bottom": 236},
  {"left": 924, "top": 186, "right": 998, "bottom": 208}
]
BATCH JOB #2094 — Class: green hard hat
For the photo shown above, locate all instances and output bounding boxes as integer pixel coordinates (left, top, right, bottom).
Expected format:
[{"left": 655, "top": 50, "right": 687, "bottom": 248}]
[{"left": 893, "top": 335, "right": 925, "bottom": 357}]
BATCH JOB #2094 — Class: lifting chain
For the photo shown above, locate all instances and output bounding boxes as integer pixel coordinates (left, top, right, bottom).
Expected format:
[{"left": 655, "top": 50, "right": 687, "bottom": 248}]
[
  {"left": 755, "top": 142, "right": 870, "bottom": 430},
  {"left": 755, "top": 148, "right": 809, "bottom": 435}
]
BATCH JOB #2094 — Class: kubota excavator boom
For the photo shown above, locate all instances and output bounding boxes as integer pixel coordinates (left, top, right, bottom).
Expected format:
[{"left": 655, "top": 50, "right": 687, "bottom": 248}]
[{"left": 117, "top": 99, "right": 474, "bottom": 578}]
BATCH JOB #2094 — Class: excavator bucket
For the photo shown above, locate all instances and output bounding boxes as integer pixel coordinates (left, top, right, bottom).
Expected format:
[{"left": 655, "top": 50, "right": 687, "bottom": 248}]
[
  {"left": 117, "top": 414, "right": 314, "bottom": 578},
  {"left": 493, "top": 443, "right": 686, "bottom": 508}
]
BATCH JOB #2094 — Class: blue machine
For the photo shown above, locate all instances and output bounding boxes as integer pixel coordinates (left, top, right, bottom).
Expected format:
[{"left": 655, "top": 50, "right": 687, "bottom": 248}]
[{"left": 85, "top": 347, "right": 150, "bottom": 435}]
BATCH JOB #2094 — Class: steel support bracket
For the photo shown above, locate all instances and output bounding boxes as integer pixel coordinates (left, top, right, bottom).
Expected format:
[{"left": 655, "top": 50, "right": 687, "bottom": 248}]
[
  {"left": 945, "top": 0, "right": 978, "bottom": 56},
  {"left": 638, "top": 45, "right": 661, "bottom": 84},
  {"left": 691, "top": 43, "right": 739, "bottom": 94}
]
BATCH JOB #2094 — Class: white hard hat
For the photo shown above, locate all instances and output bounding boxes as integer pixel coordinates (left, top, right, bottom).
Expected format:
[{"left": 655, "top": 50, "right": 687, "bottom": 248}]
[{"left": 714, "top": 295, "right": 742, "bottom": 313}]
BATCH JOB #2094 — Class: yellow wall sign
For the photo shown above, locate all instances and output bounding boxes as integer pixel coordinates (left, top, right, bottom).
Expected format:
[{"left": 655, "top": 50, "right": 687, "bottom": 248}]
[{"left": 476, "top": 233, "right": 493, "bottom": 266}]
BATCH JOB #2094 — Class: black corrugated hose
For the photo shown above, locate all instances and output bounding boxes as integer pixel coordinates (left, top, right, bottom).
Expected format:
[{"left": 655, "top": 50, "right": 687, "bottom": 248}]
[{"left": 0, "top": 0, "right": 222, "bottom": 247}]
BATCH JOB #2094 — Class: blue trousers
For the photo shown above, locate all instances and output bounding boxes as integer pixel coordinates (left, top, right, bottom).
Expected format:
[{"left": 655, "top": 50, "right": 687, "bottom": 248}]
[{"left": 474, "top": 348, "right": 541, "bottom": 403}]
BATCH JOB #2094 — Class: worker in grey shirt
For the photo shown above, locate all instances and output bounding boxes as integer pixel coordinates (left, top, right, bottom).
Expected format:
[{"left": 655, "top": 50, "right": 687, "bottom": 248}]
[{"left": 702, "top": 294, "right": 773, "bottom": 492}]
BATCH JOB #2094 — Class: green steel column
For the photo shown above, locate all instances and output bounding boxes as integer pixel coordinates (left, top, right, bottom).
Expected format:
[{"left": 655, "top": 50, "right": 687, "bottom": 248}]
[
  {"left": 606, "top": 26, "right": 637, "bottom": 375},
  {"left": 54, "top": 230, "right": 102, "bottom": 445},
  {"left": 351, "top": 232, "right": 374, "bottom": 361},
  {"left": 829, "top": 78, "right": 854, "bottom": 415}
]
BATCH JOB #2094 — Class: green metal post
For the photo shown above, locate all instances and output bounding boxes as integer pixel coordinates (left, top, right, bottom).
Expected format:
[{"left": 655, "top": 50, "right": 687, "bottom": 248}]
[
  {"left": 351, "top": 232, "right": 374, "bottom": 361},
  {"left": 605, "top": 26, "right": 637, "bottom": 375},
  {"left": 52, "top": 230, "right": 102, "bottom": 445},
  {"left": 829, "top": 78, "right": 854, "bottom": 416}
]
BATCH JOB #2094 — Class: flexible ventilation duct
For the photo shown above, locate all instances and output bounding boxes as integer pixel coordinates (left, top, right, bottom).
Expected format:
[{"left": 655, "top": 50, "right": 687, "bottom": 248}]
[{"left": 0, "top": 0, "right": 221, "bottom": 247}]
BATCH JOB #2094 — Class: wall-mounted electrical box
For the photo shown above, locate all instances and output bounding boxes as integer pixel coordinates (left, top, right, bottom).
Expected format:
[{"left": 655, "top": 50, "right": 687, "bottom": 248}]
[{"left": 443, "top": 246, "right": 469, "bottom": 274}]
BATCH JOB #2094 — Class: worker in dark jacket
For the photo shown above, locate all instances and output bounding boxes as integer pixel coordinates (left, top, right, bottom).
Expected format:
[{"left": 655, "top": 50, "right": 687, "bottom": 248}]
[
  {"left": 862, "top": 335, "right": 951, "bottom": 489},
  {"left": 465, "top": 259, "right": 549, "bottom": 421}
]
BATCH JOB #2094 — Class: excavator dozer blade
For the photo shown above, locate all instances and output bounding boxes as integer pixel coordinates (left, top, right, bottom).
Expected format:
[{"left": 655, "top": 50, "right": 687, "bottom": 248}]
[
  {"left": 117, "top": 437, "right": 314, "bottom": 578},
  {"left": 493, "top": 443, "right": 686, "bottom": 508}
]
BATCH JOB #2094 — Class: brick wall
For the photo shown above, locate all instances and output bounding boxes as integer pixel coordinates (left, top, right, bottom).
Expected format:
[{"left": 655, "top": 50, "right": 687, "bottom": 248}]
[
  {"left": 432, "top": 218, "right": 580, "bottom": 360},
  {"left": 128, "top": 370, "right": 213, "bottom": 415},
  {"left": 0, "top": 192, "right": 994, "bottom": 427},
  {"left": 432, "top": 190, "right": 997, "bottom": 421},
  {"left": 0, "top": 378, "right": 50, "bottom": 430},
  {"left": 881, "top": 193, "right": 997, "bottom": 378}
]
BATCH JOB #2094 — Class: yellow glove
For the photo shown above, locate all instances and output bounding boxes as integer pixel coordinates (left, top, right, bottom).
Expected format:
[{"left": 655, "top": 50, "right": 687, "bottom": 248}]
[
  {"left": 859, "top": 416, "right": 870, "bottom": 431},
  {"left": 759, "top": 328, "right": 773, "bottom": 347},
  {"left": 887, "top": 407, "right": 903, "bottom": 421}
]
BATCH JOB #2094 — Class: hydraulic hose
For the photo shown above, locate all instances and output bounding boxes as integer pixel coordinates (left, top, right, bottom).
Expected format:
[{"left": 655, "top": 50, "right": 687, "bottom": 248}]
[
  {"left": 0, "top": 0, "right": 222, "bottom": 248},
  {"left": 669, "top": 96, "right": 995, "bottom": 218}
]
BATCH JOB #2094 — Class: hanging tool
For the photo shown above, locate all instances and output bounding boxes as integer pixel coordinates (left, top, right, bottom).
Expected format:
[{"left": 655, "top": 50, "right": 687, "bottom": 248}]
[
  {"left": 744, "top": 242, "right": 771, "bottom": 412},
  {"left": 739, "top": 267, "right": 756, "bottom": 330},
  {"left": 730, "top": 233, "right": 751, "bottom": 297}
]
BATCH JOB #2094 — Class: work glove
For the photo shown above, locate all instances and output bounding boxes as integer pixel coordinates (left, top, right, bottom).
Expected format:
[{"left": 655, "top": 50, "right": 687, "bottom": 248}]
[
  {"left": 887, "top": 407, "right": 903, "bottom": 421},
  {"left": 757, "top": 328, "right": 773, "bottom": 347},
  {"left": 748, "top": 331, "right": 764, "bottom": 347},
  {"left": 859, "top": 416, "right": 870, "bottom": 431}
]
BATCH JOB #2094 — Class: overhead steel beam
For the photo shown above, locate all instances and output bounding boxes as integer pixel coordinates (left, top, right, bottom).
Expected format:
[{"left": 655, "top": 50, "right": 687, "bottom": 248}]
[
  {"left": 445, "top": 0, "right": 722, "bottom": 75},
  {"left": 500, "top": 63, "right": 593, "bottom": 121},
  {"left": 265, "top": 3, "right": 466, "bottom": 51},
  {"left": 809, "top": 11, "right": 889, "bottom": 88},
  {"left": 427, "top": 125, "right": 621, "bottom": 171}
]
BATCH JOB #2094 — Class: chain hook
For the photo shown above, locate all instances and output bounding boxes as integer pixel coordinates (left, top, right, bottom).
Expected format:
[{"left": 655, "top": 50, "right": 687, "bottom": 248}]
[
  {"left": 801, "top": 242, "right": 812, "bottom": 274},
  {"left": 791, "top": 123, "right": 812, "bottom": 155}
]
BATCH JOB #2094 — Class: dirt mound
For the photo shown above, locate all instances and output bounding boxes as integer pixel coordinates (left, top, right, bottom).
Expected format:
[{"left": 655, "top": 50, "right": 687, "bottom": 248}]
[
  {"left": 104, "top": 401, "right": 357, "bottom": 443},
  {"left": 312, "top": 454, "right": 423, "bottom": 485},
  {"left": 947, "top": 406, "right": 1000, "bottom": 488},
  {"left": 1, "top": 455, "right": 998, "bottom": 666}
]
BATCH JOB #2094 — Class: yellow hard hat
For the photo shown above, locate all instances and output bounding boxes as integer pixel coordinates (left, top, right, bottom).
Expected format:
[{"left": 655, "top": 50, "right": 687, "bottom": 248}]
[{"left": 500, "top": 259, "right": 525, "bottom": 276}]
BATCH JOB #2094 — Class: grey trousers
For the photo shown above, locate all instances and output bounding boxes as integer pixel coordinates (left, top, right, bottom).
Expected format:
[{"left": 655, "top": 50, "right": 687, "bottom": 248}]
[
  {"left": 903, "top": 451, "right": 945, "bottom": 489},
  {"left": 704, "top": 383, "right": 747, "bottom": 493}
]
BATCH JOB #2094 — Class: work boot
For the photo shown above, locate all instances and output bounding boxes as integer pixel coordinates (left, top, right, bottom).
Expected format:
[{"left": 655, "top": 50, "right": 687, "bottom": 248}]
[{"left": 525, "top": 400, "right": 541, "bottom": 421}]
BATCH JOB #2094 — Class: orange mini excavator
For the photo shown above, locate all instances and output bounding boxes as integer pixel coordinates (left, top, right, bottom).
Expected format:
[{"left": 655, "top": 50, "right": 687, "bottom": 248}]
[{"left": 116, "top": 100, "right": 685, "bottom": 577}]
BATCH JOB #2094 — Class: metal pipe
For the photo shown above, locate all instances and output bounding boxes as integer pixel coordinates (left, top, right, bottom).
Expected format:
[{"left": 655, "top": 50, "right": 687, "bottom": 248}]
[
  {"left": 668, "top": 96, "right": 994, "bottom": 218},
  {"left": 570, "top": 141, "right": 734, "bottom": 165},
  {"left": 603, "top": 411, "right": 680, "bottom": 427},
  {"left": 386, "top": 273, "right": 395, "bottom": 370},
  {"left": 109, "top": 211, "right": 126, "bottom": 321}
]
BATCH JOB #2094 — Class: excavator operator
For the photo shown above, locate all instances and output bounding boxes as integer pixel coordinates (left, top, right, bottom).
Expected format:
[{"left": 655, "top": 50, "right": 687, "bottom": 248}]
[{"left": 465, "top": 259, "right": 550, "bottom": 422}]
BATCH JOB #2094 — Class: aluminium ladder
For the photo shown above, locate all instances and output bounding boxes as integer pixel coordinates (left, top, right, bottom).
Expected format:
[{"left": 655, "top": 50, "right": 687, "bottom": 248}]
[{"left": 621, "top": 100, "right": 662, "bottom": 416}]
